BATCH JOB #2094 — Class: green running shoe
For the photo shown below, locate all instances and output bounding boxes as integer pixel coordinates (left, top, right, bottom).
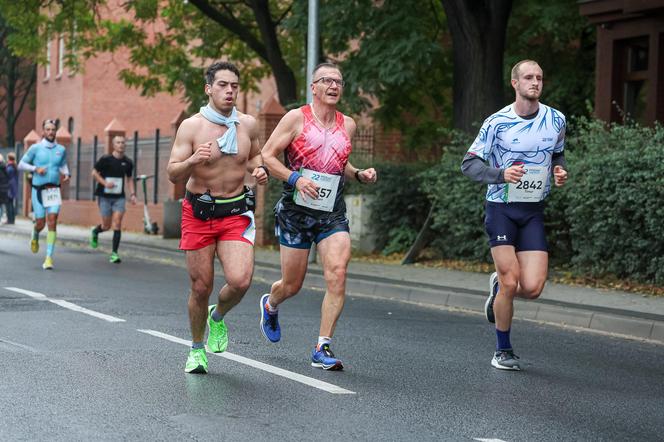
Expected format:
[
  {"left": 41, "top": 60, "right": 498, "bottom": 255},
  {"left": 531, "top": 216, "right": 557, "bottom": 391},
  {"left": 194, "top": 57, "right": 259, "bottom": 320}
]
[
  {"left": 184, "top": 348, "right": 208, "bottom": 374},
  {"left": 90, "top": 228, "right": 98, "bottom": 249},
  {"left": 207, "top": 305, "right": 228, "bottom": 353},
  {"left": 109, "top": 252, "right": 121, "bottom": 263},
  {"left": 30, "top": 238, "right": 39, "bottom": 254}
]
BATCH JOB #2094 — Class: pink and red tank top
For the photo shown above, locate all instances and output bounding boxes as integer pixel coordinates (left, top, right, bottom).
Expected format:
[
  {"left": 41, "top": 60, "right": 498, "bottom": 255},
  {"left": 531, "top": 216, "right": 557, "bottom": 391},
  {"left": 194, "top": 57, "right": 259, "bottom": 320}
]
[{"left": 285, "top": 104, "right": 352, "bottom": 175}]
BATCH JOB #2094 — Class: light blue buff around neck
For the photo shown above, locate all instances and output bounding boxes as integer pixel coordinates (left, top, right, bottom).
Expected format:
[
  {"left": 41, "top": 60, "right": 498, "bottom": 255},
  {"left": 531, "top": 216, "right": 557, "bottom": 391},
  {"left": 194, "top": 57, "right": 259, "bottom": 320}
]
[{"left": 199, "top": 104, "right": 239, "bottom": 155}]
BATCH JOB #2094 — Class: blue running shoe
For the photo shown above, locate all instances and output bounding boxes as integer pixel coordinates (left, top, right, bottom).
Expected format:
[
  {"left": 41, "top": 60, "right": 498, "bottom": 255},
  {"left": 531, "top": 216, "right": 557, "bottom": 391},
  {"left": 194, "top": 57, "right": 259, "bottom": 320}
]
[
  {"left": 259, "top": 293, "right": 280, "bottom": 342},
  {"left": 311, "top": 343, "right": 343, "bottom": 371}
]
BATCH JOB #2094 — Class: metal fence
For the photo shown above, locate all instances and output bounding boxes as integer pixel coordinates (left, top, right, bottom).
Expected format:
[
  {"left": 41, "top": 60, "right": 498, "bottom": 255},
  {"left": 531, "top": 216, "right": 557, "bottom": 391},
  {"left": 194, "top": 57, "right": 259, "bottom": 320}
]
[
  {"left": 70, "top": 131, "right": 173, "bottom": 204},
  {"left": 351, "top": 127, "right": 374, "bottom": 164},
  {"left": 10, "top": 122, "right": 375, "bottom": 209}
]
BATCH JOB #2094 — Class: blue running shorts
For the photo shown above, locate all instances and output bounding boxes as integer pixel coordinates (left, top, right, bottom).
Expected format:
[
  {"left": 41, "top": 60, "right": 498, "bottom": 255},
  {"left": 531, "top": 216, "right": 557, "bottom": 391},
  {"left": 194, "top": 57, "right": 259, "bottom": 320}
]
[
  {"left": 484, "top": 201, "right": 547, "bottom": 252},
  {"left": 274, "top": 199, "right": 349, "bottom": 249},
  {"left": 31, "top": 187, "right": 60, "bottom": 219}
]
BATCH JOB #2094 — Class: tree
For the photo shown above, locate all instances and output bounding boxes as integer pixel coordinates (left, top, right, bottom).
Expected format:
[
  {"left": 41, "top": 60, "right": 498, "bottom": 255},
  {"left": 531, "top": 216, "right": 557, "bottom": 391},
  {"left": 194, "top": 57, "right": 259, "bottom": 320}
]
[
  {"left": 505, "top": 0, "right": 595, "bottom": 120},
  {"left": 0, "top": 13, "right": 37, "bottom": 147},
  {"left": 0, "top": 0, "right": 304, "bottom": 109},
  {"left": 317, "top": 0, "right": 452, "bottom": 147},
  {"left": 440, "top": 0, "right": 512, "bottom": 133}
]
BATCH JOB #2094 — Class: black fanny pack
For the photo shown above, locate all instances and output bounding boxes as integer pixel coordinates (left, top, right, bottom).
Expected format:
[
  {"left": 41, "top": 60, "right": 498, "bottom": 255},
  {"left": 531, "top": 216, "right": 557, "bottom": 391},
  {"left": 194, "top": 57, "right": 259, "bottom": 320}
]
[
  {"left": 32, "top": 183, "right": 60, "bottom": 205},
  {"left": 186, "top": 188, "right": 251, "bottom": 221}
]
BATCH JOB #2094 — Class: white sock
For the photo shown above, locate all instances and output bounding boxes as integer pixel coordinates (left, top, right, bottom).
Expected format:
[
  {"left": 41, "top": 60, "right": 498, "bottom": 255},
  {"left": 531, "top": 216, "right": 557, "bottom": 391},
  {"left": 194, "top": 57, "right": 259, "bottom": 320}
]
[
  {"left": 266, "top": 297, "right": 278, "bottom": 313},
  {"left": 317, "top": 336, "right": 332, "bottom": 348}
]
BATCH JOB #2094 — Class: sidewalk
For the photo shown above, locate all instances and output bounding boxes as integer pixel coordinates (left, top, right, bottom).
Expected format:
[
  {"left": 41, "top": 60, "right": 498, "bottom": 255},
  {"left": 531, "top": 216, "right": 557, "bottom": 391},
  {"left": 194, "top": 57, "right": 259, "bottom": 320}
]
[{"left": 2, "top": 218, "right": 663, "bottom": 344}]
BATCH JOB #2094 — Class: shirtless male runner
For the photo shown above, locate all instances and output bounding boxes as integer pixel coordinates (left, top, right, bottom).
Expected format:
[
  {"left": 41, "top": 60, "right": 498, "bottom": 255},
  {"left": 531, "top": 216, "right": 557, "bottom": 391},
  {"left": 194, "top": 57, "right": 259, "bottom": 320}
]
[{"left": 167, "top": 61, "right": 269, "bottom": 374}]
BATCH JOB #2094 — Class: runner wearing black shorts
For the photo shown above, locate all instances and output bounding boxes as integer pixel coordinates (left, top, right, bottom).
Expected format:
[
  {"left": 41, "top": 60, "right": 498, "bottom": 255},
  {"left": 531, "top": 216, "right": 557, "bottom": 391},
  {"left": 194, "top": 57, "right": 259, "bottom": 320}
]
[{"left": 259, "top": 62, "right": 378, "bottom": 370}]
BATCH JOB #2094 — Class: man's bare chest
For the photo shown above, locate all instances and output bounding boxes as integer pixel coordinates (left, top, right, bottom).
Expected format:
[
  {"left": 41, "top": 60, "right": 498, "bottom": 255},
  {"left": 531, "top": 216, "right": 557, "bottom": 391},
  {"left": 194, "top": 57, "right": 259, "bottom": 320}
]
[{"left": 193, "top": 125, "right": 250, "bottom": 163}]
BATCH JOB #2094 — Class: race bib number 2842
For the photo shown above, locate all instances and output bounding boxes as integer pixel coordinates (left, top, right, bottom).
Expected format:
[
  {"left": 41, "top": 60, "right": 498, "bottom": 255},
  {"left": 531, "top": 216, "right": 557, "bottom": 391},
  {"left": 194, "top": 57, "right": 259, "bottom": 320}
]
[{"left": 506, "top": 166, "right": 546, "bottom": 202}]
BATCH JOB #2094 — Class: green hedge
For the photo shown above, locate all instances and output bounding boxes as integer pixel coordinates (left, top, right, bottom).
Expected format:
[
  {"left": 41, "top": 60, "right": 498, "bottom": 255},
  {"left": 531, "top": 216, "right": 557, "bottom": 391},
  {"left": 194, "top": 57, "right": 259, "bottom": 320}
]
[
  {"left": 365, "top": 120, "right": 664, "bottom": 285},
  {"left": 367, "top": 162, "right": 432, "bottom": 254},
  {"left": 419, "top": 152, "right": 491, "bottom": 262},
  {"left": 562, "top": 119, "right": 664, "bottom": 284}
]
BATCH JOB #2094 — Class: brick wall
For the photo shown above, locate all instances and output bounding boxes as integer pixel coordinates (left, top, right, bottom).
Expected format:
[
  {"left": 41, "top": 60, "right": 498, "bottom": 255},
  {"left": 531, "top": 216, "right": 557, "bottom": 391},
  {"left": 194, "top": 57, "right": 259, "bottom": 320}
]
[{"left": 58, "top": 200, "right": 163, "bottom": 233}]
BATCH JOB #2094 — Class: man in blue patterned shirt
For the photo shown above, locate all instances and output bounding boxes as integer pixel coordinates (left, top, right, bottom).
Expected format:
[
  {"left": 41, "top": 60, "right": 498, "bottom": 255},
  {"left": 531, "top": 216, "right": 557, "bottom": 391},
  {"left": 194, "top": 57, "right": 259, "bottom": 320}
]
[{"left": 461, "top": 60, "right": 568, "bottom": 370}]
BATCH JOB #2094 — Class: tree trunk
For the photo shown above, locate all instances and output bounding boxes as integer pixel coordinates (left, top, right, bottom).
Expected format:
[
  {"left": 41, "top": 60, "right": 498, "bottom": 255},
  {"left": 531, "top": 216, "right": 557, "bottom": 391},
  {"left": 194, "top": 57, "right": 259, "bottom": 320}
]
[
  {"left": 251, "top": 0, "right": 298, "bottom": 107},
  {"left": 5, "top": 55, "right": 16, "bottom": 147},
  {"left": 401, "top": 204, "right": 436, "bottom": 265},
  {"left": 189, "top": 0, "right": 299, "bottom": 107},
  {"left": 441, "top": 0, "right": 512, "bottom": 133}
]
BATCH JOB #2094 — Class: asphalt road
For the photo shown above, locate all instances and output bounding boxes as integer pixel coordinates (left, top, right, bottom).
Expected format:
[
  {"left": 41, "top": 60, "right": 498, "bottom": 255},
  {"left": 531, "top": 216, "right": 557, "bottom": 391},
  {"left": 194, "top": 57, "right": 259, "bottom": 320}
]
[{"left": 1, "top": 235, "right": 663, "bottom": 441}]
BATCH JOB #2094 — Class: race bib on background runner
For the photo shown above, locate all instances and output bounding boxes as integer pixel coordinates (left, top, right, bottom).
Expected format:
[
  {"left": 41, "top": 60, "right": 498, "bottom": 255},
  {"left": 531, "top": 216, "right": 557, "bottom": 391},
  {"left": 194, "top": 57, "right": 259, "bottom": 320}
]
[
  {"left": 42, "top": 187, "right": 62, "bottom": 207},
  {"left": 506, "top": 166, "right": 546, "bottom": 202},
  {"left": 104, "top": 177, "right": 123, "bottom": 195},
  {"left": 293, "top": 168, "right": 340, "bottom": 212}
]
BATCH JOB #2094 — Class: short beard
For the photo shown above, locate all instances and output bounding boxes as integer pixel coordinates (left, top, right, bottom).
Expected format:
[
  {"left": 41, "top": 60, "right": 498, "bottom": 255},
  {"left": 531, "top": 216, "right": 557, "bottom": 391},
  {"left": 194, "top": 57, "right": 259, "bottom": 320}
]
[
  {"left": 45, "top": 135, "right": 56, "bottom": 142},
  {"left": 519, "top": 92, "right": 540, "bottom": 103}
]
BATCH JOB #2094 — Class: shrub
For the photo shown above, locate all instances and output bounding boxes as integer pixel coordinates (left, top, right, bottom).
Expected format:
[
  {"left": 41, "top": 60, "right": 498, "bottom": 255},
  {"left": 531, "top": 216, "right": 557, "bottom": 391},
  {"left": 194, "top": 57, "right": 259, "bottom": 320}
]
[
  {"left": 564, "top": 119, "right": 664, "bottom": 284},
  {"left": 420, "top": 151, "right": 491, "bottom": 262},
  {"left": 367, "top": 162, "right": 433, "bottom": 254}
]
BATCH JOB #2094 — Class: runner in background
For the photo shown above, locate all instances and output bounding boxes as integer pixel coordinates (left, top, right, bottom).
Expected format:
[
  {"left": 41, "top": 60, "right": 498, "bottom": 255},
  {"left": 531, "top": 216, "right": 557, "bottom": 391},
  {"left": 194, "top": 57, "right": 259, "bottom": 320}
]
[
  {"left": 89, "top": 135, "right": 137, "bottom": 263},
  {"left": 18, "top": 119, "right": 71, "bottom": 270}
]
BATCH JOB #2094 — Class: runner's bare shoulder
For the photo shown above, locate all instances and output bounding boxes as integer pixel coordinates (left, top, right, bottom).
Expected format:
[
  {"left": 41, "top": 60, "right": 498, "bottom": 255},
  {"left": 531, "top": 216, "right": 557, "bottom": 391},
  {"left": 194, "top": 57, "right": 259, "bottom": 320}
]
[{"left": 237, "top": 111, "right": 257, "bottom": 130}]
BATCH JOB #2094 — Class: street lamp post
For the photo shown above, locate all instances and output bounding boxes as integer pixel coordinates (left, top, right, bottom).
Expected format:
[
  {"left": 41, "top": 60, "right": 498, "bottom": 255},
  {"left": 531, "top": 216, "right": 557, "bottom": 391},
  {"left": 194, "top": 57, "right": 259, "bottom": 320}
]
[{"left": 307, "top": 0, "right": 319, "bottom": 264}]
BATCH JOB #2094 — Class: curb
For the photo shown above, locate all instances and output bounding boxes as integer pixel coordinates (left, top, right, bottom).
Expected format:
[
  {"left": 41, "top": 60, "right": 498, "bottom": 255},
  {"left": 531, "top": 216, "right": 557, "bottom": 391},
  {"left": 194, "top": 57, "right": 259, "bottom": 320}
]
[
  {"left": 2, "top": 226, "right": 663, "bottom": 344},
  {"left": 252, "top": 264, "right": 664, "bottom": 344}
]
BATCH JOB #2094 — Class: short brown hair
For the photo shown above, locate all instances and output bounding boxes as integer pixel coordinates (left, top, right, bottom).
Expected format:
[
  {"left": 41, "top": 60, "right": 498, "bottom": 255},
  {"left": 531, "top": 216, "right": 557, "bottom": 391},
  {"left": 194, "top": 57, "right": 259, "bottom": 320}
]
[
  {"left": 511, "top": 60, "right": 539, "bottom": 80},
  {"left": 205, "top": 61, "right": 240, "bottom": 85},
  {"left": 312, "top": 62, "right": 341, "bottom": 79}
]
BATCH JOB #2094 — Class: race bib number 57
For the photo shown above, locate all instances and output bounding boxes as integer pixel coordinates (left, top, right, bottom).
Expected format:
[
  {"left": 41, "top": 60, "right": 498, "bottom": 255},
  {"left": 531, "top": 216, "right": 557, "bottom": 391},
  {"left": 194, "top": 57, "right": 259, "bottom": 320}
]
[
  {"left": 506, "top": 166, "right": 546, "bottom": 202},
  {"left": 293, "top": 168, "right": 340, "bottom": 212}
]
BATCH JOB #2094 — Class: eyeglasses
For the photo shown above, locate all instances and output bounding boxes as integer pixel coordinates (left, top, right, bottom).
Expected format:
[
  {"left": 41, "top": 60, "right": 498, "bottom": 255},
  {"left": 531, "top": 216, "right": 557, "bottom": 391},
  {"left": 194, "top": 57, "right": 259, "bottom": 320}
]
[{"left": 313, "top": 77, "right": 345, "bottom": 87}]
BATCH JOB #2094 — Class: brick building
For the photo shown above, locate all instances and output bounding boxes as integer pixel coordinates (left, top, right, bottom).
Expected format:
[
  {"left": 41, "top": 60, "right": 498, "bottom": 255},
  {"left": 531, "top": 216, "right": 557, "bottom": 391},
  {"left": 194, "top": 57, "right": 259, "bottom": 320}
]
[
  {"left": 580, "top": 0, "right": 664, "bottom": 125},
  {"left": 24, "top": 1, "right": 411, "bottom": 243}
]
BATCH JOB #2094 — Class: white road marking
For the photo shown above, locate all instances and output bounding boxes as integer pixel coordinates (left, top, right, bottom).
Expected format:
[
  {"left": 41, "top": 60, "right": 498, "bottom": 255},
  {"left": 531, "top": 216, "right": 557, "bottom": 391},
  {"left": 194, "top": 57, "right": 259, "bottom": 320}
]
[
  {"left": 4, "top": 287, "right": 47, "bottom": 300},
  {"left": 0, "top": 337, "right": 38, "bottom": 352},
  {"left": 4, "top": 287, "right": 125, "bottom": 323},
  {"left": 138, "top": 329, "right": 356, "bottom": 395},
  {"left": 474, "top": 438, "right": 508, "bottom": 442}
]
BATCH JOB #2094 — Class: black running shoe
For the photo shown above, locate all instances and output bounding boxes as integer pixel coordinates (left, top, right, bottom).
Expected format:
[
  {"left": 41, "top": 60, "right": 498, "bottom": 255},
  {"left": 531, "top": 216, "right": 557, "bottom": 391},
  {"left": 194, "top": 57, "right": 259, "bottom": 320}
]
[{"left": 486, "top": 272, "right": 499, "bottom": 323}]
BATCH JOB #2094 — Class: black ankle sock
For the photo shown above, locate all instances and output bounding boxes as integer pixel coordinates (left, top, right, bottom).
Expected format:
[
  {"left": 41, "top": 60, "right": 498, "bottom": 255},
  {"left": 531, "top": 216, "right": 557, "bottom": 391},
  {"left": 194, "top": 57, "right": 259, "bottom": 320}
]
[
  {"left": 112, "top": 230, "right": 121, "bottom": 252},
  {"left": 93, "top": 224, "right": 105, "bottom": 235}
]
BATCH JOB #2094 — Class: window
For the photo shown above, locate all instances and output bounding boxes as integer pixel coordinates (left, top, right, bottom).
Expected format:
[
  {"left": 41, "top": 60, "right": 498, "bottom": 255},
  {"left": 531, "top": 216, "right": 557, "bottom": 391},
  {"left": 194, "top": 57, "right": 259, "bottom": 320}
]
[
  {"left": 613, "top": 37, "right": 649, "bottom": 124},
  {"left": 68, "top": 117, "right": 75, "bottom": 135},
  {"left": 57, "top": 36, "right": 65, "bottom": 78}
]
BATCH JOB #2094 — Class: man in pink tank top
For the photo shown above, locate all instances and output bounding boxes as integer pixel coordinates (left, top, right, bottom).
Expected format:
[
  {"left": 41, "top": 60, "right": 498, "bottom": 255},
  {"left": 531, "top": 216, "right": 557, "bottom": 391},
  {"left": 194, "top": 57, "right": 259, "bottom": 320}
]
[{"left": 260, "top": 63, "right": 377, "bottom": 370}]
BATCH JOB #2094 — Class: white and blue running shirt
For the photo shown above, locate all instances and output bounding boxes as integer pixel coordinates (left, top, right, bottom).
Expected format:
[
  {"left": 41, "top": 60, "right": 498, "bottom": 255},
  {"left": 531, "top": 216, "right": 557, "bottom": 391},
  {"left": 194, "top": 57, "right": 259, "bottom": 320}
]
[{"left": 467, "top": 103, "right": 566, "bottom": 203}]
